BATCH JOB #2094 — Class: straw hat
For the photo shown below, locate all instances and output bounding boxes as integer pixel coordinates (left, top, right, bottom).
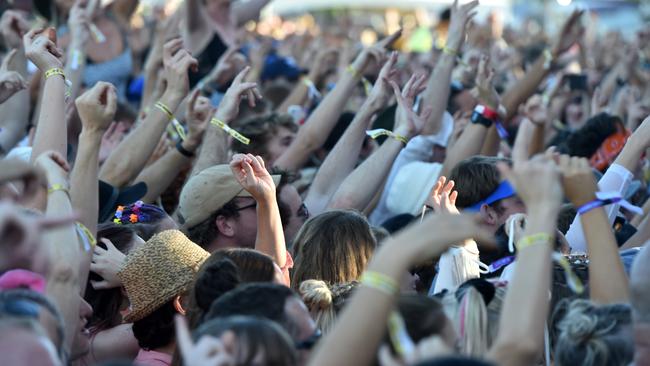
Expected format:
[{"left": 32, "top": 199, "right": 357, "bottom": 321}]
[{"left": 118, "top": 230, "right": 209, "bottom": 322}]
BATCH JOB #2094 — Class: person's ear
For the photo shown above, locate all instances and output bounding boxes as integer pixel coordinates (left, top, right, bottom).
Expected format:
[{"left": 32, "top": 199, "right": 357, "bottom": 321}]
[
  {"left": 215, "top": 215, "right": 235, "bottom": 237},
  {"left": 480, "top": 204, "right": 499, "bottom": 226},
  {"left": 173, "top": 295, "right": 186, "bottom": 315}
]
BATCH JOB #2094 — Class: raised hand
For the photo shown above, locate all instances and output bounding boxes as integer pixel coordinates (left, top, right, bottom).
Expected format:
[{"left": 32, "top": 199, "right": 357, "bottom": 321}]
[
  {"left": 497, "top": 154, "right": 563, "bottom": 213},
  {"left": 162, "top": 38, "right": 198, "bottom": 103},
  {"left": 203, "top": 47, "right": 246, "bottom": 87},
  {"left": 446, "top": 0, "right": 479, "bottom": 51},
  {"left": 524, "top": 94, "right": 549, "bottom": 126},
  {"left": 390, "top": 73, "right": 432, "bottom": 139},
  {"left": 474, "top": 54, "right": 500, "bottom": 110},
  {"left": 367, "top": 51, "right": 399, "bottom": 111},
  {"left": 75, "top": 81, "right": 117, "bottom": 133},
  {"left": 23, "top": 28, "right": 64, "bottom": 71},
  {"left": 552, "top": 10, "right": 585, "bottom": 57},
  {"left": 229, "top": 154, "right": 275, "bottom": 201},
  {"left": 426, "top": 176, "right": 459, "bottom": 214},
  {"left": 68, "top": 0, "right": 91, "bottom": 47},
  {"left": 99, "top": 122, "right": 128, "bottom": 164},
  {"left": 350, "top": 29, "right": 402, "bottom": 74},
  {"left": 0, "top": 10, "right": 29, "bottom": 50},
  {"left": 0, "top": 49, "right": 27, "bottom": 104},
  {"left": 34, "top": 151, "right": 71, "bottom": 188},
  {"left": 185, "top": 89, "right": 214, "bottom": 148},
  {"left": 214, "top": 66, "right": 262, "bottom": 123},
  {"left": 557, "top": 155, "right": 598, "bottom": 208},
  {"left": 90, "top": 238, "right": 126, "bottom": 289},
  {"left": 175, "top": 315, "right": 235, "bottom": 366}
]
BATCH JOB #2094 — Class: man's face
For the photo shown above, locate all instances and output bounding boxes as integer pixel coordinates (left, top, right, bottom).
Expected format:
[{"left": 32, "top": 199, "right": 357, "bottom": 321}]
[
  {"left": 231, "top": 197, "right": 259, "bottom": 249},
  {"left": 483, "top": 196, "right": 526, "bottom": 231},
  {"left": 70, "top": 297, "right": 93, "bottom": 360},
  {"left": 284, "top": 297, "right": 318, "bottom": 366},
  {"left": 265, "top": 127, "right": 296, "bottom": 167},
  {"left": 0, "top": 328, "right": 61, "bottom": 366},
  {"left": 279, "top": 185, "right": 308, "bottom": 244}
]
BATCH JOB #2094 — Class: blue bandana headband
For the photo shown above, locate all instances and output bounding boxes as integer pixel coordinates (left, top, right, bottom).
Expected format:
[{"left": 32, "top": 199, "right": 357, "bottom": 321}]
[{"left": 466, "top": 181, "right": 516, "bottom": 212}]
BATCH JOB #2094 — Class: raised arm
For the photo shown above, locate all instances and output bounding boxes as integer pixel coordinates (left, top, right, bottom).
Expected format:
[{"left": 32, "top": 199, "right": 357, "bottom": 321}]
[
  {"left": 36, "top": 151, "right": 85, "bottom": 355},
  {"left": 64, "top": 0, "right": 90, "bottom": 100},
  {"left": 420, "top": 0, "right": 477, "bottom": 136},
  {"left": 440, "top": 55, "right": 499, "bottom": 178},
  {"left": 277, "top": 47, "right": 335, "bottom": 113},
  {"left": 559, "top": 155, "right": 630, "bottom": 304},
  {"left": 72, "top": 82, "right": 117, "bottom": 239},
  {"left": 190, "top": 67, "right": 261, "bottom": 176},
  {"left": 99, "top": 38, "right": 197, "bottom": 187},
  {"left": 231, "top": 0, "right": 271, "bottom": 25},
  {"left": 230, "top": 154, "right": 286, "bottom": 269},
  {"left": 135, "top": 90, "right": 210, "bottom": 202},
  {"left": 185, "top": 0, "right": 208, "bottom": 34},
  {"left": 309, "top": 212, "right": 493, "bottom": 366},
  {"left": 328, "top": 74, "right": 431, "bottom": 211},
  {"left": 24, "top": 28, "right": 68, "bottom": 161},
  {"left": 488, "top": 156, "right": 563, "bottom": 366},
  {"left": 306, "top": 52, "right": 399, "bottom": 215},
  {"left": 273, "top": 30, "right": 402, "bottom": 172}
]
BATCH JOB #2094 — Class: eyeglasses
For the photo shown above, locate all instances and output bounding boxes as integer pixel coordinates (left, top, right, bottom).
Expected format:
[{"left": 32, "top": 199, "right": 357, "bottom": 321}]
[
  {"left": 235, "top": 202, "right": 257, "bottom": 212},
  {"left": 297, "top": 203, "right": 310, "bottom": 221},
  {"left": 295, "top": 329, "right": 321, "bottom": 350}
]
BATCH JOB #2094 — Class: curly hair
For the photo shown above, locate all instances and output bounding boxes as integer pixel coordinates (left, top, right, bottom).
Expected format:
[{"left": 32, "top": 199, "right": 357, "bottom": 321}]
[
  {"left": 230, "top": 113, "right": 297, "bottom": 162},
  {"left": 132, "top": 301, "right": 176, "bottom": 350},
  {"left": 557, "top": 113, "right": 623, "bottom": 158}
]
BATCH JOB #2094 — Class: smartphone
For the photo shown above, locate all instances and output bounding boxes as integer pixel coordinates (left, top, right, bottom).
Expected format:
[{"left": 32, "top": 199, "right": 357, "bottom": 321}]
[{"left": 566, "top": 73, "right": 588, "bottom": 91}]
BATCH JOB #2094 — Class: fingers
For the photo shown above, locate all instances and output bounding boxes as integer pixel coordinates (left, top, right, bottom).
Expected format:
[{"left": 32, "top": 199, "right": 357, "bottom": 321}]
[
  {"left": 163, "top": 38, "right": 183, "bottom": 62},
  {"left": 100, "top": 237, "right": 117, "bottom": 251},
  {"left": 232, "top": 66, "right": 251, "bottom": 85},
  {"left": 90, "top": 280, "right": 111, "bottom": 290},
  {"left": 188, "top": 88, "right": 200, "bottom": 113},
  {"left": 377, "top": 29, "right": 402, "bottom": 49},
  {"left": 45, "top": 151, "right": 71, "bottom": 172}
]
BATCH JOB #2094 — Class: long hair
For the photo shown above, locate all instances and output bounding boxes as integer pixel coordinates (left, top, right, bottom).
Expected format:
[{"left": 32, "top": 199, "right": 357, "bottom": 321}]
[
  {"left": 299, "top": 280, "right": 358, "bottom": 334},
  {"left": 291, "top": 210, "right": 376, "bottom": 289}
]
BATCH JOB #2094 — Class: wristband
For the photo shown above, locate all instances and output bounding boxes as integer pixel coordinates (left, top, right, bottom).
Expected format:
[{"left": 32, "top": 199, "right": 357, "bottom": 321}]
[
  {"left": 387, "top": 311, "right": 416, "bottom": 357},
  {"left": 76, "top": 222, "right": 96, "bottom": 251},
  {"left": 516, "top": 233, "right": 553, "bottom": 251},
  {"left": 360, "top": 271, "right": 399, "bottom": 296},
  {"left": 470, "top": 110, "right": 493, "bottom": 128},
  {"left": 70, "top": 49, "right": 83, "bottom": 71},
  {"left": 302, "top": 77, "right": 322, "bottom": 100},
  {"left": 347, "top": 65, "right": 373, "bottom": 96},
  {"left": 44, "top": 68, "right": 65, "bottom": 80},
  {"left": 175, "top": 140, "right": 195, "bottom": 158},
  {"left": 47, "top": 183, "right": 69, "bottom": 196},
  {"left": 542, "top": 49, "right": 554, "bottom": 70},
  {"left": 487, "top": 255, "right": 515, "bottom": 273},
  {"left": 366, "top": 129, "right": 408, "bottom": 145},
  {"left": 89, "top": 23, "right": 106, "bottom": 43},
  {"left": 210, "top": 118, "right": 251, "bottom": 145},
  {"left": 552, "top": 252, "right": 584, "bottom": 294},
  {"left": 495, "top": 121, "right": 509, "bottom": 140},
  {"left": 442, "top": 47, "right": 458, "bottom": 56},
  {"left": 155, "top": 101, "right": 187, "bottom": 141},
  {"left": 476, "top": 105, "right": 499, "bottom": 121},
  {"left": 576, "top": 192, "right": 643, "bottom": 216},
  {"left": 346, "top": 65, "right": 362, "bottom": 79}
]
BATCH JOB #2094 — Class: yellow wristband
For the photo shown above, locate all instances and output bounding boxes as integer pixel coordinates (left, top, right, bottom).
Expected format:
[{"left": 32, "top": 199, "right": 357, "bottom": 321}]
[
  {"left": 76, "top": 222, "right": 97, "bottom": 251},
  {"left": 346, "top": 65, "right": 361, "bottom": 79},
  {"left": 360, "top": 271, "right": 399, "bottom": 296},
  {"left": 154, "top": 101, "right": 174, "bottom": 120},
  {"left": 210, "top": 118, "right": 251, "bottom": 145},
  {"left": 392, "top": 133, "right": 408, "bottom": 145},
  {"left": 366, "top": 129, "right": 409, "bottom": 146},
  {"left": 442, "top": 47, "right": 458, "bottom": 56},
  {"left": 516, "top": 233, "right": 553, "bottom": 251},
  {"left": 47, "top": 184, "right": 69, "bottom": 196},
  {"left": 44, "top": 68, "right": 65, "bottom": 80}
]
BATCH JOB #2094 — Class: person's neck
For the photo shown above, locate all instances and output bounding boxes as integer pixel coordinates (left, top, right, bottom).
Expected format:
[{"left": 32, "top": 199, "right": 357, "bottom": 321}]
[
  {"left": 153, "top": 342, "right": 176, "bottom": 356},
  {"left": 634, "top": 323, "right": 650, "bottom": 366}
]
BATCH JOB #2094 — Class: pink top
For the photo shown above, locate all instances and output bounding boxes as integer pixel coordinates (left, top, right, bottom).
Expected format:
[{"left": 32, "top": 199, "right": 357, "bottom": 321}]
[{"left": 134, "top": 349, "right": 172, "bottom": 366}]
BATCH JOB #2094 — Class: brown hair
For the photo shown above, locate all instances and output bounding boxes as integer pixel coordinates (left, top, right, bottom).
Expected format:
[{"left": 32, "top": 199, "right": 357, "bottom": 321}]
[
  {"left": 398, "top": 294, "right": 449, "bottom": 343},
  {"left": 449, "top": 156, "right": 510, "bottom": 209},
  {"left": 185, "top": 248, "right": 275, "bottom": 329},
  {"left": 299, "top": 280, "right": 358, "bottom": 334},
  {"left": 230, "top": 113, "right": 297, "bottom": 162},
  {"left": 291, "top": 210, "right": 376, "bottom": 290}
]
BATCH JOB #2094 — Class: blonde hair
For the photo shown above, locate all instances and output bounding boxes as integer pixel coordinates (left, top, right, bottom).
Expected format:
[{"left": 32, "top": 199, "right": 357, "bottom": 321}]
[
  {"left": 291, "top": 210, "right": 376, "bottom": 290},
  {"left": 554, "top": 300, "right": 633, "bottom": 366},
  {"left": 299, "top": 280, "right": 358, "bottom": 334},
  {"left": 440, "top": 284, "right": 506, "bottom": 358}
]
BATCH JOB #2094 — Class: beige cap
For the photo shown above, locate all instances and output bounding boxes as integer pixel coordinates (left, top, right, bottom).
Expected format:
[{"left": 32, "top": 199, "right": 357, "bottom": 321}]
[{"left": 177, "top": 165, "right": 280, "bottom": 229}]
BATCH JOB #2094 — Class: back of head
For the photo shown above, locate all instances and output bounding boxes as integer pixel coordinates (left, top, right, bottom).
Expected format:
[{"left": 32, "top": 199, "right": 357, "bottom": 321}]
[
  {"left": 112, "top": 202, "right": 171, "bottom": 240},
  {"left": 206, "top": 283, "right": 296, "bottom": 336},
  {"left": 558, "top": 113, "right": 622, "bottom": 158},
  {"left": 554, "top": 299, "right": 633, "bottom": 366},
  {"left": 398, "top": 294, "right": 448, "bottom": 344},
  {"left": 86, "top": 223, "right": 137, "bottom": 332},
  {"left": 299, "top": 280, "right": 357, "bottom": 334},
  {"left": 292, "top": 210, "right": 376, "bottom": 289},
  {"left": 220, "top": 248, "right": 276, "bottom": 283},
  {"left": 194, "top": 316, "right": 297, "bottom": 366},
  {"left": 449, "top": 156, "right": 509, "bottom": 208}
]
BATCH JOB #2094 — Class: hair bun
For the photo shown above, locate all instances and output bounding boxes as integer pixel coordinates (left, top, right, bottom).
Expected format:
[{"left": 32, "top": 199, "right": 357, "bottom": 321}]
[{"left": 299, "top": 280, "right": 333, "bottom": 310}]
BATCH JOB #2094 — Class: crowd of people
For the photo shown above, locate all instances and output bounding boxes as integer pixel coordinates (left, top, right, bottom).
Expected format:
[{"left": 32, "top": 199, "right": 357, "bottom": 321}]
[{"left": 0, "top": 0, "right": 649, "bottom": 365}]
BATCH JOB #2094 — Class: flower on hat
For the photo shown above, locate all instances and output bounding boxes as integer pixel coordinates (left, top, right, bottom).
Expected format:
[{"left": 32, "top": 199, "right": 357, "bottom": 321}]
[{"left": 130, "top": 214, "right": 139, "bottom": 223}]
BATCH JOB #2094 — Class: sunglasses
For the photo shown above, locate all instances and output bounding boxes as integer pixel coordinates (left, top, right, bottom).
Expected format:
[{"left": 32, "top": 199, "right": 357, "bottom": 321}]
[
  {"left": 295, "top": 329, "right": 321, "bottom": 350},
  {"left": 235, "top": 202, "right": 257, "bottom": 212},
  {"left": 297, "top": 203, "right": 310, "bottom": 221}
]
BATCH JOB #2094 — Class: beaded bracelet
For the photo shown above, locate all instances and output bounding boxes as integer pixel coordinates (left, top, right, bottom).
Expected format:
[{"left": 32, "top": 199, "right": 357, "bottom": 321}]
[
  {"left": 360, "top": 271, "right": 399, "bottom": 296},
  {"left": 516, "top": 232, "right": 553, "bottom": 251},
  {"left": 211, "top": 118, "right": 251, "bottom": 145}
]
